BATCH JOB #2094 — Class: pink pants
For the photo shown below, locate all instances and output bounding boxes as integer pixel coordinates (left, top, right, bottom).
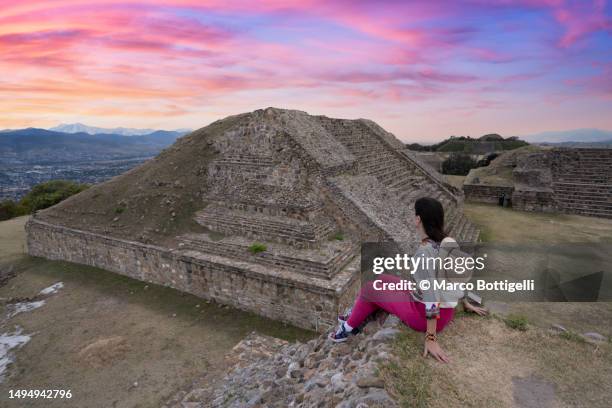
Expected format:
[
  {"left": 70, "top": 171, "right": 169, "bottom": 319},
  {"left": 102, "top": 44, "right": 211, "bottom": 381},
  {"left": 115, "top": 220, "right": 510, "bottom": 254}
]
[{"left": 346, "top": 274, "right": 454, "bottom": 333}]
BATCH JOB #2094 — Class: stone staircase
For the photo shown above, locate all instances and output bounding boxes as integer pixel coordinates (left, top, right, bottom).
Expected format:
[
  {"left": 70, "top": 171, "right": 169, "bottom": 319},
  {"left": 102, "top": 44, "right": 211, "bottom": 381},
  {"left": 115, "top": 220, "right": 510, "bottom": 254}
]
[
  {"left": 552, "top": 149, "right": 612, "bottom": 219},
  {"left": 321, "top": 119, "right": 479, "bottom": 243}
]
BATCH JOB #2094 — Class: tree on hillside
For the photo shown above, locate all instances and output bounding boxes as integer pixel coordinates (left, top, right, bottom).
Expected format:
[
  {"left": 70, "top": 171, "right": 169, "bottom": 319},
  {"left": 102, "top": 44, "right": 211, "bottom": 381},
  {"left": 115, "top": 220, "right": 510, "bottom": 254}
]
[
  {"left": 0, "top": 200, "right": 26, "bottom": 221},
  {"left": 441, "top": 153, "right": 479, "bottom": 175},
  {"left": 0, "top": 180, "right": 89, "bottom": 221},
  {"left": 20, "top": 180, "right": 89, "bottom": 213}
]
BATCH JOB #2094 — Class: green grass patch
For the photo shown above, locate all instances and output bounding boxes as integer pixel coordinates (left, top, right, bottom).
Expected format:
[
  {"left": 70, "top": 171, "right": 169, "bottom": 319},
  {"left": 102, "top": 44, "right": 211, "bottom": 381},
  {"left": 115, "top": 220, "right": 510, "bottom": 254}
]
[
  {"left": 248, "top": 242, "right": 267, "bottom": 254},
  {"left": 504, "top": 314, "right": 528, "bottom": 331},
  {"left": 332, "top": 232, "right": 344, "bottom": 241},
  {"left": 1, "top": 180, "right": 88, "bottom": 221},
  {"left": 380, "top": 330, "right": 432, "bottom": 408},
  {"left": 559, "top": 330, "right": 586, "bottom": 344}
]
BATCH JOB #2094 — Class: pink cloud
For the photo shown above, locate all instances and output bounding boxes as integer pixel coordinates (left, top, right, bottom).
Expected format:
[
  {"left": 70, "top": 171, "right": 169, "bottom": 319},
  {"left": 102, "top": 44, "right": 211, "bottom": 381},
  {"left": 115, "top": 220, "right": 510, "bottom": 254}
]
[{"left": 554, "top": 0, "right": 611, "bottom": 47}]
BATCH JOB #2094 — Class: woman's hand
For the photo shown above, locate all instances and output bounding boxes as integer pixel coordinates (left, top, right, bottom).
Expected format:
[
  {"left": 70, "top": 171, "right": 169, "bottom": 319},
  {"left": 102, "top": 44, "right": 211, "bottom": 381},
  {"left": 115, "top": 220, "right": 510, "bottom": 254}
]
[
  {"left": 423, "top": 337, "right": 450, "bottom": 363},
  {"left": 463, "top": 299, "right": 488, "bottom": 316}
]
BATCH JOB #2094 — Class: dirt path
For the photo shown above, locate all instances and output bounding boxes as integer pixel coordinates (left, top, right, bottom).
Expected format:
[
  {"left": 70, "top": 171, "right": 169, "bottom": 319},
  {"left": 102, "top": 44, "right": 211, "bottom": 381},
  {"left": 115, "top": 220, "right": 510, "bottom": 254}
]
[{"left": 0, "top": 217, "right": 314, "bottom": 408}]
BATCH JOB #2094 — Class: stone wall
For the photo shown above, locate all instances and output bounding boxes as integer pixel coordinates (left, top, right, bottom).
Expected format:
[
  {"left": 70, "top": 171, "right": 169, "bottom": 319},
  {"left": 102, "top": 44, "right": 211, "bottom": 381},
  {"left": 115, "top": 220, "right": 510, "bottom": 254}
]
[
  {"left": 512, "top": 188, "right": 556, "bottom": 213},
  {"left": 550, "top": 148, "right": 612, "bottom": 218},
  {"left": 510, "top": 148, "right": 612, "bottom": 217},
  {"left": 26, "top": 219, "right": 359, "bottom": 332},
  {"left": 512, "top": 151, "right": 556, "bottom": 213},
  {"left": 464, "top": 184, "right": 514, "bottom": 204}
]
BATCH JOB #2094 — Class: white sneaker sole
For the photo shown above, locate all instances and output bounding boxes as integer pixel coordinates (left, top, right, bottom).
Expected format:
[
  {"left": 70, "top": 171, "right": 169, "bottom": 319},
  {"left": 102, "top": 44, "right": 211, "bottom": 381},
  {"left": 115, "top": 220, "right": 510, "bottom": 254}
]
[{"left": 329, "top": 333, "right": 349, "bottom": 343}]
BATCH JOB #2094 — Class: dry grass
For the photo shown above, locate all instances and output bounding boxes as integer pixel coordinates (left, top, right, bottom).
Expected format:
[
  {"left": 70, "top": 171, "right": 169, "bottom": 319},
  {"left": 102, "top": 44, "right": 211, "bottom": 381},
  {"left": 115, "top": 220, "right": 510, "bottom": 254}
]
[
  {"left": 383, "top": 314, "right": 612, "bottom": 408},
  {"left": 443, "top": 175, "right": 466, "bottom": 189},
  {"left": 77, "top": 336, "right": 130, "bottom": 368},
  {"left": 463, "top": 203, "right": 612, "bottom": 337},
  {"left": 464, "top": 203, "right": 612, "bottom": 244},
  {"left": 382, "top": 204, "right": 612, "bottom": 407}
]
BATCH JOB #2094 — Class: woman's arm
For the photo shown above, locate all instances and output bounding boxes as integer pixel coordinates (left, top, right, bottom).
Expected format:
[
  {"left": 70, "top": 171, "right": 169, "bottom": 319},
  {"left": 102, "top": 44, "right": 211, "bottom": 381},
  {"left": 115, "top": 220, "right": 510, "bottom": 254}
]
[
  {"left": 462, "top": 298, "right": 488, "bottom": 316},
  {"left": 423, "top": 318, "right": 450, "bottom": 363}
]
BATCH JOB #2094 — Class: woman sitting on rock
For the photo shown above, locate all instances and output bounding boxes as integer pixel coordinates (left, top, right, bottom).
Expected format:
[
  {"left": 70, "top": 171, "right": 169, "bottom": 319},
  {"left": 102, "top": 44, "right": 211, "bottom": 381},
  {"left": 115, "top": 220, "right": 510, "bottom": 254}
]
[{"left": 329, "top": 197, "right": 487, "bottom": 363}]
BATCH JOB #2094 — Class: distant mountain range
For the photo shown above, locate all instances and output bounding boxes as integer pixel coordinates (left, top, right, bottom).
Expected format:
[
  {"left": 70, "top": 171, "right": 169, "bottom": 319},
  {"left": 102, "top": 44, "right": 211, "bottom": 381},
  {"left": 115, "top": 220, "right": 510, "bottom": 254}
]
[
  {"left": 50, "top": 123, "right": 192, "bottom": 136},
  {"left": 0, "top": 127, "right": 189, "bottom": 164},
  {"left": 521, "top": 129, "right": 612, "bottom": 144}
]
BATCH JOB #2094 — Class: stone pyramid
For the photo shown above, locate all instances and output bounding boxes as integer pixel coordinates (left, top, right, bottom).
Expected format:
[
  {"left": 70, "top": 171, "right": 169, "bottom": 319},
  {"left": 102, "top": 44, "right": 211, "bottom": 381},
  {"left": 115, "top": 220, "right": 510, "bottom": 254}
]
[{"left": 27, "top": 107, "right": 479, "bottom": 331}]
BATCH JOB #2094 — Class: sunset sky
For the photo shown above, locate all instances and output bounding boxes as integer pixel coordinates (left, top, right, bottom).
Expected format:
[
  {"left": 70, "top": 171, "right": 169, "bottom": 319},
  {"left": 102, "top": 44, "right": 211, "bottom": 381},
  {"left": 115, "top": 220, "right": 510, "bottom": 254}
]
[{"left": 1, "top": 1, "right": 611, "bottom": 142}]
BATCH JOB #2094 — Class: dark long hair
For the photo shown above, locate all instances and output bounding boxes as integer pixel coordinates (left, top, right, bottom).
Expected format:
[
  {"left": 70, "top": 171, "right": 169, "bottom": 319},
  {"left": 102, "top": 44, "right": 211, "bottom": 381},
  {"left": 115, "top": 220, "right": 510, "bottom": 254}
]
[{"left": 415, "top": 197, "right": 447, "bottom": 243}]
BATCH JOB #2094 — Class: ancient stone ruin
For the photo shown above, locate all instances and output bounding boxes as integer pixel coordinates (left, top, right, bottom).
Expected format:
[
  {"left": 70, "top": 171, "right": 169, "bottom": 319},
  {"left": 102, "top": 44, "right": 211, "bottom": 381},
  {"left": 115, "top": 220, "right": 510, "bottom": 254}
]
[
  {"left": 26, "top": 108, "right": 478, "bottom": 331},
  {"left": 465, "top": 147, "right": 612, "bottom": 219},
  {"left": 515, "top": 148, "right": 612, "bottom": 218}
]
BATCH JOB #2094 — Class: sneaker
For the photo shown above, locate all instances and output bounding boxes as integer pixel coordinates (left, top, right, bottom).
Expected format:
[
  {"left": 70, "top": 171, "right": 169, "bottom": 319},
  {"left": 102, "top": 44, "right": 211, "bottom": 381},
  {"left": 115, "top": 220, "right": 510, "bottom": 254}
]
[
  {"left": 329, "top": 322, "right": 354, "bottom": 343},
  {"left": 337, "top": 313, "right": 361, "bottom": 334},
  {"left": 337, "top": 307, "right": 352, "bottom": 323}
]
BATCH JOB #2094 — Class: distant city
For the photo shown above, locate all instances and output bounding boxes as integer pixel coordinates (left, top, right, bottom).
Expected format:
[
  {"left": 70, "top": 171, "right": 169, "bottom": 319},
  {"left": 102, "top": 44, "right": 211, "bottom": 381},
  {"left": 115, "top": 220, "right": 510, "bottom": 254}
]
[
  {"left": 0, "top": 157, "right": 152, "bottom": 200},
  {"left": 0, "top": 124, "right": 189, "bottom": 201}
]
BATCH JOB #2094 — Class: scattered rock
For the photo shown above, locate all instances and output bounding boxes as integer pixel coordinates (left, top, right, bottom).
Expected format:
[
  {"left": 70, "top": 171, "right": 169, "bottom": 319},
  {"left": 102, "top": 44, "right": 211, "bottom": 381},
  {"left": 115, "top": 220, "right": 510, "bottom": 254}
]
[
  {"left": 286, "top": 362, "right": 301, "bottom": 378},
  {"left": 354, "top": 389, "right": 395, "bottom": 405},
  {"left": 550, "top": 324, "right": 567, "bottom": 333},
  {"left": 582, "top": 332, "right": 607, "bottom": 343},
  {"left": 372, "top": 328, "right": 400, "bottom": 341},
  {"left": 512, "top": 375, "right": 556, "bottom": 408},
  {"left": 356, "top": 375, "right": 384, "bottom": 388},
  {"left": 167, "top": 321, "right": 401, "bottom": 407}
]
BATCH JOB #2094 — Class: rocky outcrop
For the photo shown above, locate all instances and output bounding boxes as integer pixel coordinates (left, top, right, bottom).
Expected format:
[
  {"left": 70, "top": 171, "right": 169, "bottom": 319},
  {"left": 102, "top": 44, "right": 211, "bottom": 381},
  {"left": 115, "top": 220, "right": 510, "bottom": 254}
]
[{"left": 168, "top": 317, "right": 402, "bottom": 408}]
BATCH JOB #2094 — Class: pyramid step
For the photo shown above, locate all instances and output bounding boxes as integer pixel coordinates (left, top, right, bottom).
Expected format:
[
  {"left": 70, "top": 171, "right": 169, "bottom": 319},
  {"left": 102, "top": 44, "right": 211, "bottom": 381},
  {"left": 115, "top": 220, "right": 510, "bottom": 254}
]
[
  {"left": 557, "top": 208, "right": 612, "bottom": 218},
  {"left": 196, "top": 205, "right": 336, "bottom": 248},
  {"left": 555, "top": 202, "right": 611, "bottom": 211},
  {"left": 554, "top": 196, "right": 611, "bottom": 206},
  {"left": 180, "top": 234, "right": 359, "bottom": 279},
  {"left": 389, "top": 175, "right": 425, "bottom": 191}
]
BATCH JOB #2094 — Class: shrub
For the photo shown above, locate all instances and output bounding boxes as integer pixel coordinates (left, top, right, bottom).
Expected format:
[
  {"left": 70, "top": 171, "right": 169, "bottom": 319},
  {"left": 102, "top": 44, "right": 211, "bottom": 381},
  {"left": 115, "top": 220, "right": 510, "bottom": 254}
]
[
  {"left": 0, "top": 200, "right": 27, "bottom": 221},
  {"left": 0, "top": 180, "right": 88, "bottom": 221},
  {"left": 504, "top": 314, "right": 528, "bottom": 331},
  {"left": 248, "top": 243, "right": 267, "bottom": 254},
  {"left": 332, "top": 232, "right": 344, "bottom": 241},
  {"left": 441, "top": 153, "right": 479, "bottom": 175},
  {"left": 19, "top": 180, "right": 88, "bottom": 213},
  {"left": 559, "top": 330, "right": 586, "bottom": 343}
]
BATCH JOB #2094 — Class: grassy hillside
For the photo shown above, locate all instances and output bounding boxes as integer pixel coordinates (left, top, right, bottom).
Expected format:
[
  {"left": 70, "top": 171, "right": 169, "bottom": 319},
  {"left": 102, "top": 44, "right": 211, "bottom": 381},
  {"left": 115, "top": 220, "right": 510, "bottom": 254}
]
[
  {"left": 36, "top": 113, "right": 248, "bottom": 246},
  {"left": 407, "top": 135, "right": 529, "bottom": 153}
]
